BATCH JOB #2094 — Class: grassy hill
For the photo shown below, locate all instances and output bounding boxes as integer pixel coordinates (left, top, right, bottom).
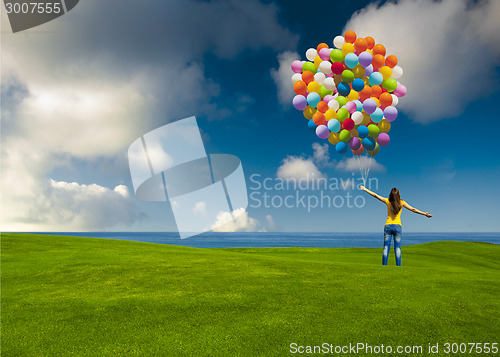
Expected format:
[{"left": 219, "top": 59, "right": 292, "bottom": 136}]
[{"left": 2, "top": 233, "right": 499, "bottom": 356}]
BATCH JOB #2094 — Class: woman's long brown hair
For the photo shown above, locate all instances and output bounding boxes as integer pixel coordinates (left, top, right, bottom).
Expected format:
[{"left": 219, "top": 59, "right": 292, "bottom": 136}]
[{"left": 388, "top": 187, "right": 402, "bottom": 215}]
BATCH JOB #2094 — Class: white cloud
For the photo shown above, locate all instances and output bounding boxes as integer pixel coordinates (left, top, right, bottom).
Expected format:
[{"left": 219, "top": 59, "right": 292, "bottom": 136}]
[
  {"left": 344, "top": 0, "right": 500, "bottom": 123},
  {"left": 193, "top": 201, "right": 207, "bottom": 215},
  {"left": 271, "top": 51, "right": 300, "bottom": 107},
  {"left": 1, "top": 0, "right": 297, "bottom": 231},
  {"left": 211, "top": 207, "right": 263, "bottom": 232},
  {"left": 265, "top": 214, "right": 282, "bottom": 232},
  {"left": 336, "top": 156, "right": 386, "bottom": 173},
  {"left": 277, "top": 156, "right": 324, "bottom": 181},
  {"left": 312, "top": 142, "right": 335, "bottom": 167}
]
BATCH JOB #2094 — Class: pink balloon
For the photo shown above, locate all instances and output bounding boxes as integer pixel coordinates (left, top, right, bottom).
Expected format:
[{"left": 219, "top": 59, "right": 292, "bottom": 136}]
[
  {"left": 394, "top": 83, "right": 407, "bottom": 97},
  {"left": 291, "top": 60, "right": 303, "bottom": 73},
  {"left": 319, "top": 48, "right": 332, "bottom": 61},
  {"left": 377, "top": 133, "right": 390, "bottom": 146},
  {"left": 323, "top": 95, "right": 334, "bottom": 103},
  {"left": 352, "top": 145, "right": 365, "bottom": 156},
  {"left": 344, "top": 101, "right": 357, "bottom": 114}
]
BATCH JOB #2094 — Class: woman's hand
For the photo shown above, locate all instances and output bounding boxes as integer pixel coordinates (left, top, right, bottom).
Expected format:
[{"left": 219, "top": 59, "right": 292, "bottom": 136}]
[
  {"left": 425, "top": 212, "right": 433, "bottom": 218},
  {"left": 359, "top": 185, "right": 366, "bottom": 191}
]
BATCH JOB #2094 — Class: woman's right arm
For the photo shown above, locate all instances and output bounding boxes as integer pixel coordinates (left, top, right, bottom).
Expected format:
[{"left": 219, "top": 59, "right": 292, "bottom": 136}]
[
  {"left": 359, "top": 185, "right": 386, "bottom": 203},
  {"left": 403, "top": 202, "right": 432, "bottom": 218}
]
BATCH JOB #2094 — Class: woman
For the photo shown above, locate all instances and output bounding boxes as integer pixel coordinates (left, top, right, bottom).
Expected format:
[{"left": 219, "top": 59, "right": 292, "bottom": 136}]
[{"left": 359, "top": 185, "right": 432, "bottom": 266}]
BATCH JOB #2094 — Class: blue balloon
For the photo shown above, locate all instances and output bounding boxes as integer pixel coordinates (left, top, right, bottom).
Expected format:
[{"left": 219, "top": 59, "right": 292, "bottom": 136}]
[
  {"left": 337, "top": 82, "right": 351, "bottom": 97},
  {"left": 307, "top": 92, "right": 321, "bottom": 107},
  {"left": 357, "top": 125, "right": 369, "bottom": 138},
  {"left": 308, "top": 119, "right": 317, "bottom": 131},
  {"left": 344, "top": 53, "right": 359, "bottom": 69},
  {"left": 327, "top": 119, "right": 341, "bottom": 133},
  {"left": 352, "top": 78, "right": 365, "bottom": 92},
  {"left": 370, "top": 107, "right": 384, "bottom": 123},
  {"left": 369, "top": 72, "right": 383, "bottom": 86},
  {"left": 335, "top": 141, "right": 348, "bottom": 154},
  {"left": 362, "top": 137, "right": 376, "bottom": 151}
]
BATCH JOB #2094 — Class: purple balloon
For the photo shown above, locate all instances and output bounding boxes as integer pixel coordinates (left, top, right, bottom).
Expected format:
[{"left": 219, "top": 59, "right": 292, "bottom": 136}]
[
  {"left": 349, "top": 136, "right": 361, "bottom": 150},
  {"left": 384, "top": 106, "right": 398, "bottom": 122},
  {"left": 377, "top": 133, "right": 390, "bottom": 146},
  {"left": 319, "top": 48, "right": 331, "bottom": 61},
  {"left": 358, "top": 51, "right": 373, "bottom": 67},
  {"left": 364, "top": 64, "right": 374, "bottom": 77},
  {"left": 363, "top": 98, "right": 377, "bottom": 114},
  {"left": 316, "top": 125, "right": 330, "bottom": 139},
  {"left": 293, "top": 95, "right": 307, "bottom": 110},
  {"left": 291, "top": 60, "right": 303, "bottom": 73},
  {"left": 394, "top": 83, "right": 407, "bottom": 97}
]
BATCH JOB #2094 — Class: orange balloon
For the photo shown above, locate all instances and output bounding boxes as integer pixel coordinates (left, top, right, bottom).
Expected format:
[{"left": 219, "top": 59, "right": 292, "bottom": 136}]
[
  {"left": 302, "top": 70, "right": 314, "bottom": 84},
  {"left": 372, "top": 54, "right": 385, "bottom": 70},
  {"left": 385, "top": 55, "right": 398, "bottom": 68},
  {"left": 317, "top": 101, "right": 328, "bottom": 113},
  {"left": 365, "top": 36, "right": 375, "bottom": 50},
  {"left": 353, "top": 38, "right": 368, "bottom": 53},
  {"left": 344, "top": 30, "right": 357, "bottom": 44},
  {"left": 312, "top": 111, "right": 326, "bottom": 125},
  {"left": 379, "top": 92, "right": 393, "bottom": 108},
  {"left": 372, "top": 44, "right": 386, "bottom": 56},
  {"left": 316, "top": 43, "right": 329, "bottom": 53},
  {"left": 359, "top": 85, "right": 372, "bottom": 101},
  {"left": 294, "top": 80, "right": 307, "bottom": 96},
  {"left": 371, "top": 85, "right": 382, "bottom": 98}
]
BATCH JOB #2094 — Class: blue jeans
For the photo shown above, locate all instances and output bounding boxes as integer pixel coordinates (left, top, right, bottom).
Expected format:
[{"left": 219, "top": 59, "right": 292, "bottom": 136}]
[{"left": 383, "top": 224, "right": 402, "bottom": 266}]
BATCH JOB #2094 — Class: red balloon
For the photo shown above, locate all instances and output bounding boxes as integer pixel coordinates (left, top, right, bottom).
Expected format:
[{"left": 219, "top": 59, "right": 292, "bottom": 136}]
[
  {"left": 343, "top": 118, "right": 355, "bottom": 131},
  {"left": 331, "top": 62, "right": 344, "bottom": 75}
]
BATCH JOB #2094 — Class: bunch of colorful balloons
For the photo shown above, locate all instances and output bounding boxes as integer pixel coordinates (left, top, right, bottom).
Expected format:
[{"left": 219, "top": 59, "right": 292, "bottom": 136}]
[{"left": 291, "top": 31, "right": 406, "bottom": 156}]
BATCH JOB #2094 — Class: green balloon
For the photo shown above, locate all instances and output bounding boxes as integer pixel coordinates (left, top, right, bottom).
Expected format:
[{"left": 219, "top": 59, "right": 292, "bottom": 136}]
[
  {"left": 368, "top": 124, "right": 380, "bottom": 138},
  {"left": 337, "top": 108, "right": 349, "bottom": 121},
  {"left": 339, "top": 129, "right": 352, "bottom": 143},
  {"left": 367, "top": 143, "right": 380, "bottom": 156},
  {"left": 330, "top": 49, "right": 344, "bottom": 63},
  {"left": 320, "top": 85, "right": 333, "bottom": 99},
  {"left": 302, "top": 61, "right": 317, "bottom": 74},
  {"left": 382, "top": 78, "right": 397, "bottom": 92},
  {"left": 341, "top": 70, "right": 355, "bottom": 83},
  {"left": 335, "top": 96, "right": 347, "bottom": 108}
]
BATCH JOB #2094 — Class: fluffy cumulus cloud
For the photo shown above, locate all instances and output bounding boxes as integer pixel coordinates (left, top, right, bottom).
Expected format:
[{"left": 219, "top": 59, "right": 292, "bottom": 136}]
[
  {"left": 211, "top": 208, "right": 279, "bottom": 232},
  {"left": 345, "top": 0, "right": 500, "bottom": 123},
  {"left": 0, "top": 0, "right": 297, "bottom": 231},
  {"left": 276, "top": 156, "right": 324, "bottom": 181},
  {"left": 335, "top": 156, "right": 385, "bottom": 173},
  {"left": 271, "top": 51, "right": 300, "bottom": 107}
]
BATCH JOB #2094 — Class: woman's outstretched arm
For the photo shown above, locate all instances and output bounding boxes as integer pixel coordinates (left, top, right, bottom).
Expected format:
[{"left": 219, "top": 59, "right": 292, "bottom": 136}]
[
  {"left": 403, "top": 202, "right": 432, "bottom": 218},
  {"left": 359, "top": 185, "right": 386, "bottom": 203}
]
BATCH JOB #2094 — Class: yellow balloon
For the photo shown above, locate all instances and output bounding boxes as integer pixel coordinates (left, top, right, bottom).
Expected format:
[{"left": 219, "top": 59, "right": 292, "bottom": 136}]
[
  {"left": 379, "top": 66, "right": 392, "bottom": 80},
  {"left": 361, "top": 112, "right": 371, "bottom": 125},
  {"left": 307, "top": 81, "right": 320, "bottom": 94},
  {"left": 363, "top": 77, "right": 369, "bottom": 85},
  {"left": 342, "top": 42, "right": 355, "bottom": 56},
  {"left": 352, "top": 65, "right": 366, "bottom": 78},
  {"left": 367, "top": 49, "right": 373, "bottom": 55},
  {"left": 379, "top": 119, "right": 391, "bottom": 133},
  {"left": 334, "top": 74, "right": 343, "bottom": 86},
  {"left": 314, "top": 56, "right": 322, "bottom": 69},
  {"left": 303, "top": 106, "right": 316, "bottom": 120},
  {"left": 347, "top": 90, "right": 359, "bottom": 101},
  {"left": 328, "top": 132, "right": 340, "bottom": 145},
  {"left": 325, "top": 109, "right": 337, "bottom": 120},
  {"left": 349, "top": 128, "right": 359, "bottom": 137}
]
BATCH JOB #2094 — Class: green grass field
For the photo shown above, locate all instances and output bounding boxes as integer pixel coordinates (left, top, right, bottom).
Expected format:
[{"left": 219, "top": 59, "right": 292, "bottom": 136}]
[{"left": 2, "top": 233, "right": 499, "bottom": 356}]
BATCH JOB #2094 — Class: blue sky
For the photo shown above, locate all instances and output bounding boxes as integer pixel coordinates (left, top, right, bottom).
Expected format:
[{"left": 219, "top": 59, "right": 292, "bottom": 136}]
[{"left": 1, "top": 0, "right": 499, "bottom": 233}]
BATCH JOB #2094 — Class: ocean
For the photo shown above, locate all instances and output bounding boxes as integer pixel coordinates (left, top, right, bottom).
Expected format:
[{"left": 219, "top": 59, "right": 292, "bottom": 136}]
[{"left": 25, "top": 232, "right": 500, "bottom": 248}]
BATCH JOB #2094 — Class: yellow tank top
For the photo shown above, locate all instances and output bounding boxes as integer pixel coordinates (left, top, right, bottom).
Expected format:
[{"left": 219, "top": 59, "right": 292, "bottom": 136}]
[{"left": 385, "top": 198, "right": 405, "bottom": 225}]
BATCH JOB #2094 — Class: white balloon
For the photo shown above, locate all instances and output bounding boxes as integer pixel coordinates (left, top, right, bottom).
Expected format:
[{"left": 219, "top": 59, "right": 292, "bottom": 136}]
[
  {"left": 351, "top": 111, "right": 363, "bottom": 125},
  {"left": 333, "top": 36, "right": 345, "bottom": 49},
  {"left": 323, "top": 77, "right": 336, "bottom": 91},
  {"left": 392, "top": 65, "right": 403, "bottom": 79},
  {"left": 328, "top": 99, "right": 340, "bottom": 111},
  {"left": 319, "top": 61, "right": 332, "bottom": 74},
  {"left": 391, "top": 94, "right": 399, "bottom": 106},
  {"left": 306, "top": 48, "right": 318, "bottom": 61},
  {"left": 314, "top": 72, "right": 326, "bottom": 85}
]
